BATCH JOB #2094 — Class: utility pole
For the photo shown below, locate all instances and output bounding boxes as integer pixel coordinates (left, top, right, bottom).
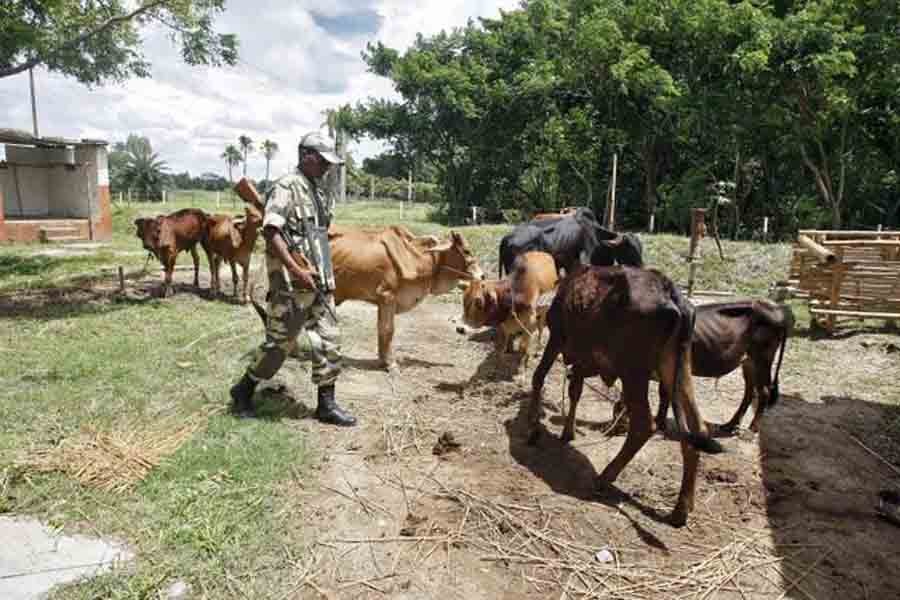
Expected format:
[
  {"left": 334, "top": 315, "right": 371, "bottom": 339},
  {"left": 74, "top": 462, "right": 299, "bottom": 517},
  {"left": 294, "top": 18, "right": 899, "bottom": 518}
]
[{"left": 29, "top": 68, "right": 39, "bottom": 138}]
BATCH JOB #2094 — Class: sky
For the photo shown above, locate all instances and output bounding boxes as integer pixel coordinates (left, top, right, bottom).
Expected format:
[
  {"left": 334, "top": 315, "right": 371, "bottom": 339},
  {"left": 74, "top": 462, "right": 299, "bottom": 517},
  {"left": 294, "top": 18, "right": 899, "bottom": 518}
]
[{"left": 0, "top": 0, "right": 519, "bottom": 181}]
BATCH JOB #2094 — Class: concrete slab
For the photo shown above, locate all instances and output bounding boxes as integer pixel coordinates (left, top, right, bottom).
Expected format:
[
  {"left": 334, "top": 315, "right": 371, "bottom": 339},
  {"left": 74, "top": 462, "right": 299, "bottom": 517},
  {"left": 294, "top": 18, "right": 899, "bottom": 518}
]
[{"left": 0, "top": 516, "right": 133, "bottom": 599}]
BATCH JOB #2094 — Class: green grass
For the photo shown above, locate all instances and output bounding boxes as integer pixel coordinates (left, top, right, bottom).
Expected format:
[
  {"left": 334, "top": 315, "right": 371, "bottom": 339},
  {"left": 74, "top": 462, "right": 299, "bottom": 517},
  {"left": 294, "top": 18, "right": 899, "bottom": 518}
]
[{"left": 0, "top": 294, "right": 312, "bottom": 598}]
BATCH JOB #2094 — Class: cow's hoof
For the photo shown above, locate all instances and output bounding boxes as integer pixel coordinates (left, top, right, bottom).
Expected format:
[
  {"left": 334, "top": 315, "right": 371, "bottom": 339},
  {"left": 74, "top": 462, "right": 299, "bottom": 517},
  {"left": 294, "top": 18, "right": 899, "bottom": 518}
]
[
  {"left": 560, "top": 430, "right": 574, "bottom": 444},
  {"left": 669, "top": 508, "right": 689, "bottom": 528}
]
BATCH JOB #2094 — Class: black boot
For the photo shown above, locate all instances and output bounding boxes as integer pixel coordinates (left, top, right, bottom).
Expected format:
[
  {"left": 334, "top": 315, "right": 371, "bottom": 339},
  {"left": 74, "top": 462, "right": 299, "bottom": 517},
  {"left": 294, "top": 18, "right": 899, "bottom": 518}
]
[
  {"left": 315, "top": 384, "right": 357, "bottom": 426},
  {"left": 229, "top": 373, "right": 257, "bottom": 416}
]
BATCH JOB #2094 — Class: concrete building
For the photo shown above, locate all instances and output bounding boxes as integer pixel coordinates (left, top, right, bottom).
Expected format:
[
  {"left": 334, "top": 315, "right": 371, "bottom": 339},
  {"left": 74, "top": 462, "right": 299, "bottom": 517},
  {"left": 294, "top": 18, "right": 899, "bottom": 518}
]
[{"left": 0, "top": 129, "right": 112, "bottom": 243}]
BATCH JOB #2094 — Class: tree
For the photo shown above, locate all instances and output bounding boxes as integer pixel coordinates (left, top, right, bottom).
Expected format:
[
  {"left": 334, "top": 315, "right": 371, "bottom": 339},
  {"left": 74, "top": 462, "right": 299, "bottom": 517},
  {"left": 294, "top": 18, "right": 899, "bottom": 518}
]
[
  {"left": 322, "top": 105, "right": 355, "bottom": 203},
  {"left": 261, "top": 139, "right": 278, "bottom": 182},
  {"left": 238, "top": 135, "right": 253, "bottom": 177},
  {"left": 0, "top": 0, "right": 237, "bottom": 85},
  {"left": 222, "top": 145, "right": 241, "bottom": 183},
  {"left": 111, "top": 134, "right": 168, "bottom": 199}
]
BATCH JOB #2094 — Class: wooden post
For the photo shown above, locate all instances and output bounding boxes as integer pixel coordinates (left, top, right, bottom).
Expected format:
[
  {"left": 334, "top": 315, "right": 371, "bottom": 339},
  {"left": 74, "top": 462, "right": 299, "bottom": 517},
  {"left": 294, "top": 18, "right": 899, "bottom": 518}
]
[
  {"left": 826, "top": 248, "right": 845, "bottom": 333},
  {"left": 763, "top": 216, "right": 769, "bottom": 239},
  {"left": 370, "top": 175, "right": 375, "bottom": 202},
  {"left": 29, "top": 67, "right": 39, "bottom": 138},
  {"left": 216, "top": 191, "right": 221, "bottom": 208},
  {"left": 687, "top": 208, "right": 707, "bottom": 297},
  {"left": 606, "top": 152, "right": 618, "bottom": 230},
  {"left": 649, "top": 213, "right": 655, "bottom": 233},
  {"left": 118, "top": 266, "right": 125, "bottom": 293}
]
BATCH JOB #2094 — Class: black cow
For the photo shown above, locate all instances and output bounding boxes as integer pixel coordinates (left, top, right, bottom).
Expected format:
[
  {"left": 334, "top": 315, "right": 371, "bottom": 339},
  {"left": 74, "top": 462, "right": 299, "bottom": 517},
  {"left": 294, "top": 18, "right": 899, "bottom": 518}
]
[
  {"left": 498, "top": 208, "right": 615, "bottom": 277},
  {"left": 590, "top": 232, "right": 644, "bottom": 268}
]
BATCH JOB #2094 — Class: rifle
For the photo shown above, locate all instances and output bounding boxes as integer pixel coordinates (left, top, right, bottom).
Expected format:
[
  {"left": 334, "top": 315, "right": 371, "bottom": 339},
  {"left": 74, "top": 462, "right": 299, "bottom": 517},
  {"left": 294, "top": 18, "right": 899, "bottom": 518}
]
[{"left": 233, "top": 177, "right": 337, "bottom": 321}]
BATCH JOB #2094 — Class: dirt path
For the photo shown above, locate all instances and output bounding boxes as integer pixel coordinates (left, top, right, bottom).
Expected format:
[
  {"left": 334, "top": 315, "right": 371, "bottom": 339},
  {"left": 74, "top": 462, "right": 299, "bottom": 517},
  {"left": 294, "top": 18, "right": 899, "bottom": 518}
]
[{"left": 251, "top": 293, "right": 900, "bottom": 600}]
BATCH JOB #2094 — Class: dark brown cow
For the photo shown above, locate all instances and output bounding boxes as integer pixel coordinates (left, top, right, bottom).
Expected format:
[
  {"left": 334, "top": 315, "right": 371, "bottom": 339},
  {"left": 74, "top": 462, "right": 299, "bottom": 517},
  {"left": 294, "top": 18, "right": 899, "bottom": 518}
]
[
  {"left": 528, "top": 265, "right": 722, "bottom": 527},
  {"left": 653, "top": 299, "right": 794, "bottom": 433},
  {"left": 134, "top": 208, "right": 211, "bottom": 297}
]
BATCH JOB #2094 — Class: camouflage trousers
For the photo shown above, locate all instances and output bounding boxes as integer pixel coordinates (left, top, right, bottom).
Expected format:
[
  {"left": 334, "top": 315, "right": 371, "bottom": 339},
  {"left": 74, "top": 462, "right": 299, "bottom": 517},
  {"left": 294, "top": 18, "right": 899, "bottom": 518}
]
[{"left": 246, "top": 271, "right": 342, "bottom": 387}]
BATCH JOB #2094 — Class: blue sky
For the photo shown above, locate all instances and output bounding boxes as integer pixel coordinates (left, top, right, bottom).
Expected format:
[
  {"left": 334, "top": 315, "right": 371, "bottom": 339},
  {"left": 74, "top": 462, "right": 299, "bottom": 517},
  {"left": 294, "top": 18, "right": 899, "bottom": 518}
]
[{"left": 0, "top": 0, "right": 519, "bottom": 180}]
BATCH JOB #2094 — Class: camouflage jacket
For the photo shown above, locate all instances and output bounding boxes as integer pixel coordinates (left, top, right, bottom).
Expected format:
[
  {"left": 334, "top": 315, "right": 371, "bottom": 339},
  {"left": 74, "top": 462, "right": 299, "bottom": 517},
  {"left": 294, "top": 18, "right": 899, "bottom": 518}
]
[{"left": 263, "top": 172, "right": 336, "bottom": 291}]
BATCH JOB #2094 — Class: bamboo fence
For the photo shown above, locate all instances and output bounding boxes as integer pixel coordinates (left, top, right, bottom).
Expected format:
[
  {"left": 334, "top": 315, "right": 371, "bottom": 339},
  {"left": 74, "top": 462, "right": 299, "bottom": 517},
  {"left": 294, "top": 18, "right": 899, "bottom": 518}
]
[{"left": 788, "top": 229, "right": 900, "bottom": 332}]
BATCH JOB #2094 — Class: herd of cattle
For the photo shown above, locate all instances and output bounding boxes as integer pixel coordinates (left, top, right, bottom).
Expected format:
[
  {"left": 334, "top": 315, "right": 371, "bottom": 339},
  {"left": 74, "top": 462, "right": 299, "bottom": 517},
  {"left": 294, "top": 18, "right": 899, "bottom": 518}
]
[{"left": 135, "top": 198, "right": 792, "bottom": 527}]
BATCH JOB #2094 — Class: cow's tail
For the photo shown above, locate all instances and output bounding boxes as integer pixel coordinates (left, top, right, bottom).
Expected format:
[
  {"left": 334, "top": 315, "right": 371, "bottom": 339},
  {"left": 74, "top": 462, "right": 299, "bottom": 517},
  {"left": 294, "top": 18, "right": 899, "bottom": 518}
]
[
  {"left": 669, "top": 288, "right": 723, "bottom": 455},
  {"left": 498, "top": 243, "right": 505, "bottom": 279},
  {"left": 770, "top": 304, "right": 795, "bottom": 406}
]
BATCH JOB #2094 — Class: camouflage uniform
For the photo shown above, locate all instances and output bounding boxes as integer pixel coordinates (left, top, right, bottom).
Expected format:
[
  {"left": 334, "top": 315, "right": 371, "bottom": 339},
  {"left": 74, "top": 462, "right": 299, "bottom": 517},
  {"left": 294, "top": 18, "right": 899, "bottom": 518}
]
[{"left": 245, "top": 172, "right": 342, "bottom": 387}]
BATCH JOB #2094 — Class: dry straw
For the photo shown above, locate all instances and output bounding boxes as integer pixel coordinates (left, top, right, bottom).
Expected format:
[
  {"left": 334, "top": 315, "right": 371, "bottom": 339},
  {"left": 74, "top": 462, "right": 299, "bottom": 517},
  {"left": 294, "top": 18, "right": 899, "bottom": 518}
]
[{"left": 17, "top": 409, "right": 217, "bottom": 493}]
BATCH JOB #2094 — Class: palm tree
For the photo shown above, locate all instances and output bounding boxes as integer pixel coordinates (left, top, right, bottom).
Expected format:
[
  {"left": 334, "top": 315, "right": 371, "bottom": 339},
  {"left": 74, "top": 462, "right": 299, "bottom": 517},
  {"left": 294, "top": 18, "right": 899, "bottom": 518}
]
[
  {"left": 222, "top": 145, "right": 242, "bottom": 183},
  {"left": 321, "top": 105, "right": 354, "bottom": 203},
  {"left": 261, "top": 139, "right": 279, "bottom": 183},
  {"left": 238, "top": 135, "right": 254, "bottom": 177},
  {"left": 118, "top": 134, "right": 168, "bottom": 200}
]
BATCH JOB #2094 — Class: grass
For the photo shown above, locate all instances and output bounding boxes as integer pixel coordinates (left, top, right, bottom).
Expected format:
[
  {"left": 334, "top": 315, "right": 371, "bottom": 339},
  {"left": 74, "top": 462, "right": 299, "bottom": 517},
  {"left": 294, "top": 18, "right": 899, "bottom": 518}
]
[
  {"left": 0, "top": 292, "right": 314, "bottom": 598},
  {"left": 0, "top": 194, "right": 807, "bottom": 598}
]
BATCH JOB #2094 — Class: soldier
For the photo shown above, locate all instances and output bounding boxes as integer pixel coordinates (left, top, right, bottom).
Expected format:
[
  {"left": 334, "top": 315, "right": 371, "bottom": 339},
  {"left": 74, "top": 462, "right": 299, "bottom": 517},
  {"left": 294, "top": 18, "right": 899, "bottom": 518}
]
[{"left": 229, "top": 131, "right": 356, "bottom": 426}]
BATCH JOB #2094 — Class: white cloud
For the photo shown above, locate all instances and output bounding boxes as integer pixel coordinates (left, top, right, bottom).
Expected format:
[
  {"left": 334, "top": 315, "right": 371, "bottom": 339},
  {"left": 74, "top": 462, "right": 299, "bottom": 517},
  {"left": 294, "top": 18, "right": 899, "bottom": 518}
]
[{"left": 0, "top": 0, "right": 520, "bottom": 180}]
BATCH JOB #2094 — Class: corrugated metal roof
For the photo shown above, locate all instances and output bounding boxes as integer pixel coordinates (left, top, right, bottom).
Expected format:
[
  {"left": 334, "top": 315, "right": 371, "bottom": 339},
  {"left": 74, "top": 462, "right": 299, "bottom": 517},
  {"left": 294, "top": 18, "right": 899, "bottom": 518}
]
[{"left": 0, "top": 128, "right": 108, "bottom": 147}]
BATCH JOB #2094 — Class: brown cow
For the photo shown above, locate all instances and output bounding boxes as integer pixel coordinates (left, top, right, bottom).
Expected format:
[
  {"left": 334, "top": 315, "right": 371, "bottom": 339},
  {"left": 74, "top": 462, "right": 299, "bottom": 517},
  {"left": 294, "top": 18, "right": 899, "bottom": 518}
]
[
  {"left": 651, "top": 299, "right": 793, "bottom": 433},
  {"left": 531, "top": 206, "right": 579, "bottom": 221},
  {"left": 528, "top": 265, "right": 722, "bottom": 527},
  {"left": 461, "top": 251, "right": 558, "bottom": 371},
  {"left": 203, "top": 199, "right": 264, "bottom": 304},
  {"left": 134, "top": 208, "right": 211, "bottom": 297},
  {"left": 330, "top": 226, "right": 484, "bottom": 369}
]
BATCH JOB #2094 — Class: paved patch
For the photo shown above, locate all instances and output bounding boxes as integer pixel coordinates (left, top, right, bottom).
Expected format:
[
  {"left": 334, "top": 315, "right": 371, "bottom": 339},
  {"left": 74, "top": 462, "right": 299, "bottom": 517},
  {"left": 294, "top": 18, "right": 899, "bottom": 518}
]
[{"left": 0, "top": 516, "right": 132, "bottom": 599}]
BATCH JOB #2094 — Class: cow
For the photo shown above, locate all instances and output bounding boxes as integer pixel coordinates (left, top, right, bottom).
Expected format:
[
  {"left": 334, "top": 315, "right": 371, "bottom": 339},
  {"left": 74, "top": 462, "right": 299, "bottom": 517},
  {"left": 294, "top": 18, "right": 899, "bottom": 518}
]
[
  {"left": 498, "top": 208, "right": 615, "bottom": 278},
  {"left": 134, "top": 208, "right": 211, "bottom": 297},
  {"left": 461, "top": 251, "right": 558, "bottom": 371},
  {"left": 203, "top": 198, "right": 264, "bottom": 304},
  {"left": 330, "top": 226, "right": 484, "bottom": 369},
  {"left": 648, "top": 299, "right": 794, "bottom": 434},
  {"left": 531, "top": 206, "right": 579, "bottom": 221},
  {"left": 589, "top": 232, "right": 645, "bottom": 268},
  {"left": 527, "top": 265, "right": 723, "bottom": 527}
]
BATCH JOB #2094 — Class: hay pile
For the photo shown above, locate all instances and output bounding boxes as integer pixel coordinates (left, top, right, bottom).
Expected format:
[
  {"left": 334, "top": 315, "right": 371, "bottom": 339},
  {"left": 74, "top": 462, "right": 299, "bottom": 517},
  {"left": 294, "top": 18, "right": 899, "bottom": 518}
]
[{"left": 18, "top": 410, "right": 214, "bottom": 493}]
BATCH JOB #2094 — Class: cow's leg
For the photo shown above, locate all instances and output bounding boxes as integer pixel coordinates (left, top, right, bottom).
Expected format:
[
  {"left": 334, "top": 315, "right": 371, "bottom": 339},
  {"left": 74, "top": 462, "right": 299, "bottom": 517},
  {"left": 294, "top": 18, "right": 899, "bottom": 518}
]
[
  {"left": 657, "top": 339, "right": 720, "bottom": 452},
  {"left": 163, "top": 253, "right": 176, "bottom": 297},
  {"left": 597, "top": 375, "right": 652, "bottom": 484},
  {"left": 190, "top": 246, "right": 200, "bottom": 288},
  {"left": 671, "top": 440, "right": 700, "bottom": 527},
  {"left": 377, "top": 299, "right": 397, "bottom": 370},
  {"left": 722, "top": 359, "right": 755, "bottom": 433},
  {"left": 239, "top": 260, "right": 250, "bottom": 304},
  {"left": 202, "top": 244, "right": 216, "bottom": 294},
  {"left": 560, "top": 371, "right": 584, "bottom": 443},
  {"left": 230, "top": 261, "right": 239, "bottom": 299},
  {"left": 749, "top": 355, "right": 773, "bottom": 432},
  {"left": 211, "top": 256, "right": 222, "bottom": 296},
  {"left": 527, "top": 328, "right": 562, "bottom": 444},
  {"left": 656, "top": 382, "right": 670, "bottom": 432}
]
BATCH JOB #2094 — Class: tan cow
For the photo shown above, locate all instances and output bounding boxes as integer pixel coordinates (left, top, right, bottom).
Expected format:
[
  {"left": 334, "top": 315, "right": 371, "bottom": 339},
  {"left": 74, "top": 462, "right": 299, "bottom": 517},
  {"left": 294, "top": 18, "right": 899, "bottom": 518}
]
[
  {"left": 461, "top": 251, "right": 558, "bottom": 371},
  {"left": 330, "top": 225, "right": 484, "bottom": 369}
]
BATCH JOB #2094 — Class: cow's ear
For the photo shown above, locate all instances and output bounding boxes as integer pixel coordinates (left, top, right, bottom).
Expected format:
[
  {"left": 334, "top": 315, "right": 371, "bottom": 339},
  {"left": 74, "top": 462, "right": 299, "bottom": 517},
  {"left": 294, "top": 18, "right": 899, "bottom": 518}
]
[
  {"left": 428, "top": 240, "right": 453, "bottom": 252},
  {"left": 450, "top": 230, "right": 463, "bottom": 245}
]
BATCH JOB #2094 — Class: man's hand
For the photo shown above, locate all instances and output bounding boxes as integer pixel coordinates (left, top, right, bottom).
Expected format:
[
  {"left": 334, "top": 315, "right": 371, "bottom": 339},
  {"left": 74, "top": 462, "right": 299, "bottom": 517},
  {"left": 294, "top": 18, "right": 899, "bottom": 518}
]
[{"left": 264, "top": 226, "right": 319, "bottom": 292}]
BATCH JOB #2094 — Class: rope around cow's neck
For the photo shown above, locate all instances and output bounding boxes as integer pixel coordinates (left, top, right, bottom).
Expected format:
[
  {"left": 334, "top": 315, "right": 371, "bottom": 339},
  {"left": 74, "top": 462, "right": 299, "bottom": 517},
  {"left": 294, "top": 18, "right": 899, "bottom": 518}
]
[{"left": 439, "top": 264, "right": 477, "bottom": 279}]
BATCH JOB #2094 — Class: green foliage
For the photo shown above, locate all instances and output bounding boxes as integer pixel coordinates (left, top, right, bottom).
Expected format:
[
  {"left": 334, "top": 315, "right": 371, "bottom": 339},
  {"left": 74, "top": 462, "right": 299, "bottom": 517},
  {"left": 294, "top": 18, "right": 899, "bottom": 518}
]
[
  {"left": 0, "top": 0, "right": 237, "bottom": 84},
  {"left": 109, "top": 134, "right": 168, "bottom": 198},
  {"left": 221, "top": 145, "right": 241, "bottom": 183},
  {"left": 349, "top": 0, "right": 900, "bottom": 236}
]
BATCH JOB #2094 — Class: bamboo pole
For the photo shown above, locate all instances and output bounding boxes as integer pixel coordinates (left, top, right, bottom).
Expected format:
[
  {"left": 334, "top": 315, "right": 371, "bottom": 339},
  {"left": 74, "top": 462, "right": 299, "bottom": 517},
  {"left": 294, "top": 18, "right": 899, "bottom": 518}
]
[{"left": 797, "top": 235, "right": 837, "bottom": 264}]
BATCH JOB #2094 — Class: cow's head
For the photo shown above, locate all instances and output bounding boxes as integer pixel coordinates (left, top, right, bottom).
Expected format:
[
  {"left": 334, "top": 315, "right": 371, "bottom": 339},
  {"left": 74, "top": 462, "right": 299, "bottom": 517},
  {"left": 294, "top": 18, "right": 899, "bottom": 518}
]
[
  {"left": 460, "top": 278, "right": 500, "bottom": 328},
  {"left": 590, "top": 233, "right": 644, "bottom": 268},
  {"left": 430, "top": 231, "right": 485, "bottom": 292},
  {"left": 134, "top": 216, "right": 162, "bottom": 255},
  {"left": 244, "top": 202, "right": 264, "bottom": 226}
]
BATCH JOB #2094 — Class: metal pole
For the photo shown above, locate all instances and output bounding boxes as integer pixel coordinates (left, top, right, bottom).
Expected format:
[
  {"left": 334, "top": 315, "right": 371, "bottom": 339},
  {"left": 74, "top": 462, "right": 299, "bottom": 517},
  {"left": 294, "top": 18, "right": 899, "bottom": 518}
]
[
  {"left": 649, "top": 213, "right": 655, "bottom": 233},
  {"left": 29, "top": 68, "right": 39, "bottom": 138},
  {"left": 606, "top": 152, "right": 618, "bottom": 230}
]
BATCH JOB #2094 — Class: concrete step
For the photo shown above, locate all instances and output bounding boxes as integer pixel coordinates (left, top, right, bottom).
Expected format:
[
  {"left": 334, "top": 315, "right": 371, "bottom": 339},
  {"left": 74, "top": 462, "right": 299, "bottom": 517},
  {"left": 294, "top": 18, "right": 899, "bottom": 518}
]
[{"left": 39, "top": 227, "right": 82, "bottom": 243}]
